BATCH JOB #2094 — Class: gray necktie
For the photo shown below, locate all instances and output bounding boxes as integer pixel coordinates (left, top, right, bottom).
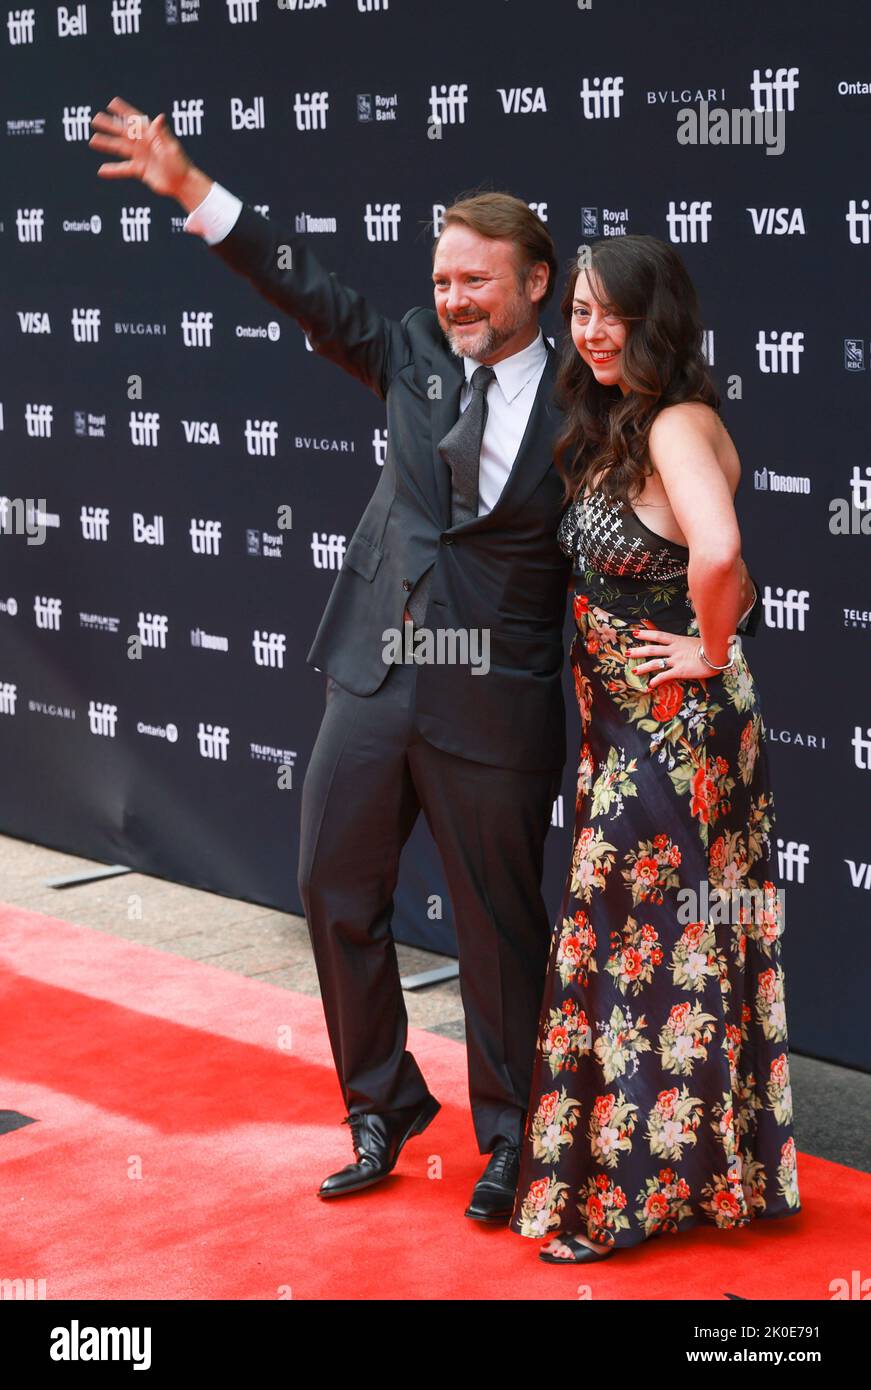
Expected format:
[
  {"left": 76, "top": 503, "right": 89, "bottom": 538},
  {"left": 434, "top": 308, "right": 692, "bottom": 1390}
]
[{"left": 405, "top": 364, "right": 496, "bottom": 628}]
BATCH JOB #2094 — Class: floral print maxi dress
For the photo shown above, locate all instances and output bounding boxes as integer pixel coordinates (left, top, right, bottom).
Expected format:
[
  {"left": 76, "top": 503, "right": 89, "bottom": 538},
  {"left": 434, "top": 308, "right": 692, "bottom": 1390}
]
[{"left": 509, "top": 492, "right": 801, "bottom": 1250}]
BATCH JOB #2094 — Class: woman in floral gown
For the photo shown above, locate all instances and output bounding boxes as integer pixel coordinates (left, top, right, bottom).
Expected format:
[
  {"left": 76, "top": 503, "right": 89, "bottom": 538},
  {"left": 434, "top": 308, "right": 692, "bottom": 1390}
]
[{"left": 509, "top": 235, "right": 801, "bottom": 1263}]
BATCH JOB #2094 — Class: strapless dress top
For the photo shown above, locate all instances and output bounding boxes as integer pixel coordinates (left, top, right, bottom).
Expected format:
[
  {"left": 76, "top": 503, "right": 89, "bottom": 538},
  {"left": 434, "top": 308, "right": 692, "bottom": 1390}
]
[{"left": 558, "top": 487, "right": 689, "bottom": 581}]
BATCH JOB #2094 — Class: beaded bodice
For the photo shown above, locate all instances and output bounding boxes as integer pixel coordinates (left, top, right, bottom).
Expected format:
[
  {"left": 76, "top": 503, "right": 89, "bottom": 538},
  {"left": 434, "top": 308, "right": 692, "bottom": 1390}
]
[{"left": 558, "top": 488, "right": 689, "bottom": 582}]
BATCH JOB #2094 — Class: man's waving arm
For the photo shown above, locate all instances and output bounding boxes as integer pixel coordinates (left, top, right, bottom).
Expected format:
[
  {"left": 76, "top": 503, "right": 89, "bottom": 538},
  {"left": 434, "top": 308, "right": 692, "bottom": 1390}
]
[{"left": 89, "top": 96, "right": 412, "bottom": 400}]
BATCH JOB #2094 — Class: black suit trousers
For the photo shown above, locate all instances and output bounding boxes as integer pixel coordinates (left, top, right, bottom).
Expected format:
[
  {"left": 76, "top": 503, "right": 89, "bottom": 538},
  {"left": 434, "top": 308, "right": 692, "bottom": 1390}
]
[{"left": 297, "top": 656, "right": 560, "bottom": 1153}]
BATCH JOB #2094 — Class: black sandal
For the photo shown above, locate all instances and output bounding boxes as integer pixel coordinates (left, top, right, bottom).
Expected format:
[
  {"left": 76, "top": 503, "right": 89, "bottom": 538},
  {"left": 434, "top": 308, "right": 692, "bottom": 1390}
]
[{"left": 539, "top": 1234, "right": 617, "bottom": 1263}]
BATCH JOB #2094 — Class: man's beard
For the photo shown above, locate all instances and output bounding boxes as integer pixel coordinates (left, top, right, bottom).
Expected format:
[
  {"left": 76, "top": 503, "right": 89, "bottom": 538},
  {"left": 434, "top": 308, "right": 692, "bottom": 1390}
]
[{"left": 443, "top": 296, "right": 533, "bottom": 360}]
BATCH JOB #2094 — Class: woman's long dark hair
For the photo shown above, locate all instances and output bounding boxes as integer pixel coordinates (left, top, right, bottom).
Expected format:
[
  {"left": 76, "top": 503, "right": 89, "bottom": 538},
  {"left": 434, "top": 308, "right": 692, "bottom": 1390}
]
[{"left": 554, "top": 235, "right": 720, "bottom": 508}]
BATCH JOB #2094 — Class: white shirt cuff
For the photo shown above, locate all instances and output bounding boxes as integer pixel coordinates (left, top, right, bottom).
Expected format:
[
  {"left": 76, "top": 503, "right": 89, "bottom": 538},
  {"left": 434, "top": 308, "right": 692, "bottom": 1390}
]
[{"left": 183, "top": 181, "right": 243, "bottom": 245}]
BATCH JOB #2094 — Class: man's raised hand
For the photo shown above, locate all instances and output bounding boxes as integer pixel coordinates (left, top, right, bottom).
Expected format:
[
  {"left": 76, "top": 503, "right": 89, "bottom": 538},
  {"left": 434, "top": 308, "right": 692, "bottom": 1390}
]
[{"left": 89, "top": 96, "right": 196, "bottom": 201}]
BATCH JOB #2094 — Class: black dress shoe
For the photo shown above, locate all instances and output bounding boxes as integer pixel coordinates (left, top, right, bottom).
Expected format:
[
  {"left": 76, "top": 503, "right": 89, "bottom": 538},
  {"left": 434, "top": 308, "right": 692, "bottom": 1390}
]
[
  {"left": 464, "top": 1140, "right": 520, "bottom": 1222},
  {"left": 317, "top": 1093, "right": 440, "bottom": 1198}
]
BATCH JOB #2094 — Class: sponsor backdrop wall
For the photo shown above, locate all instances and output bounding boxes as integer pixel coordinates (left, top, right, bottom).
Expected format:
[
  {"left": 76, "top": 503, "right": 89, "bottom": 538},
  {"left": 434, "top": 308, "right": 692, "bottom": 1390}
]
[{"left": 1, "top": 0, "right": 868, "bottom": 1069}]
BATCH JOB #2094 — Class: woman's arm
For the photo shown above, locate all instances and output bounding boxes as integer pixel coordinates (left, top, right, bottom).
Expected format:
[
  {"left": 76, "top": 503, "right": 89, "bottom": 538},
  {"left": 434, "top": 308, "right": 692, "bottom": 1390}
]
[{"left": 647, "top": 404, "right": 748, "bottom": 666}]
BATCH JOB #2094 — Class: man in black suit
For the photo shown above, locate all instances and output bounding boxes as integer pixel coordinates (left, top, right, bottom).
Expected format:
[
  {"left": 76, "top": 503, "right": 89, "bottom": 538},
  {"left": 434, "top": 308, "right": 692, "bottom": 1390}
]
[{"left": 90, "top": 96, "right": 572, "bottom": 1222}]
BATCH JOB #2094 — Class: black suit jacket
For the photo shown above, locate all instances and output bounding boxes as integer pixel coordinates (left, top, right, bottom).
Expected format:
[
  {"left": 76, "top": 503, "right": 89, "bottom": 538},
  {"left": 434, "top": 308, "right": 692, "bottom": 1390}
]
[{"left": 208, "top": 203, "right": 573, "bottom": 772}]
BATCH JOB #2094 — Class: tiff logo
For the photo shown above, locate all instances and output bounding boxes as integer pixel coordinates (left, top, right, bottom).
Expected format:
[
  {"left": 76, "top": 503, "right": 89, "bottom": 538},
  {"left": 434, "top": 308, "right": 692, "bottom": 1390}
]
[
  {"left": 129, "top": 411, "right": 160, "bottom": 446},
  {"left": 16, "top": 208, "right": 45, "bottom": 242},
  {"left": 313, "top": 532, "right": 347, "bottom": 569},
  {"left": 62, "top": 104, "right": 92, "bottom": 140},
  {"left": 72, "top": 308, "right": 101, "bottom": 342},
  {"left": 364, "top": 203, "right": 400, "bottom": 241},
  {"left": 579, "top": 76, "right": 623, "bottom": 118},
  {"left": 852, "top": 727, "right": 871, "bottom": 771},
  {"left": 245, "top": 419, "right": 278, "bottom": 456},
  {"left": 253, "top": 631, "right": 287, "bottom": 668},
  {"left": 0, "top": 683, "right": 18, "bottom": 715},
  {"left": 429, "top": 83, "right": 468, "bottom": 125},
  {"left": 373, "top": 427, "right": 388, "bottom": 467},
  {"left": 26, "top": 404, "right": 53, "bottom": 438},
  {"left": 137, "top": 612, "right": 169, "bottom": 649},
  {"left": 181, "top": 311, "right": 214, "bottom": 347},
  {"left": 81, "top": 506, "right": 110, "bottom": 541},
  {"left": 226, "top": 0, "right": 260, "bottom": 19},
  {"left": 190, "top": 519, "right": 222, "bottom": 555},
  {"left": 757, "top": 330, "right": 804, "bottom": 373},
  {"left": 666, "top": 200, "right": 712, "bottom": 243},
  {"left": 776, "top": 839, "right": 809, "bottom": 883},
  {"left": 120, "top": 206, "right": 151, "bottom": 242},
  {"left": 750, "top": 66, "right": 799, "bottom": 112},
  {"left": 111, "top": 0, "right": 143, "bottom": 35},
  {"left": 294, "top": 92, "right": 328, "bottom": 130},
  {"left": 34, "top": 596, "right": 62, "bottom": 630},
  {"left": 198, "top": 722, "right": 230, "bottom": 759},
  {"left": 7, "top": 8, "right": 36, "bottom": 43},
  {"left": 846, "top": 199, "right": 871, "bottom": 245},
  {"left": 762, "top": 586, "right": 809, "bottom": 630},
  {"left": 88, "top": 701, "right": 119, "bottom": 737},
  {"left": 172, "top": 99, "right": 205, "bottom": 137},
  {"left": 850, "top": 466, "right": 871, "bottom": 510}
]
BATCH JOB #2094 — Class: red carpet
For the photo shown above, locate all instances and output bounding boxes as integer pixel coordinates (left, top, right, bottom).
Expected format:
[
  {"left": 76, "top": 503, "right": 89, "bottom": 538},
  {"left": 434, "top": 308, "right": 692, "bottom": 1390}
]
[{"left": 0, "top": 903, "right": 866, "bottom": 1300}]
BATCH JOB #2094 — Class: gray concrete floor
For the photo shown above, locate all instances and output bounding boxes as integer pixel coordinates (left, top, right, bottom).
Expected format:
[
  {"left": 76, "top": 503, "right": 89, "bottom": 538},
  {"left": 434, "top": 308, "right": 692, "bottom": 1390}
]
[{"left": 2, "top": 831, "right": 868, "bottom": 1173}]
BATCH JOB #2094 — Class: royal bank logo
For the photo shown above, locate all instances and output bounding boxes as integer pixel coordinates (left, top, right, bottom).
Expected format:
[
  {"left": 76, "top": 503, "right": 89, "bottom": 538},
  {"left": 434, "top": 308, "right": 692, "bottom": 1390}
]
[
  {"left": 74, "top": 411, "right": 106, "bottom": 438},
  {"left": 356, "top": 93, "right": 398, "bottom": 122},
  {"left": 845, "top": 339, "right": 865, "bottom": 371}
]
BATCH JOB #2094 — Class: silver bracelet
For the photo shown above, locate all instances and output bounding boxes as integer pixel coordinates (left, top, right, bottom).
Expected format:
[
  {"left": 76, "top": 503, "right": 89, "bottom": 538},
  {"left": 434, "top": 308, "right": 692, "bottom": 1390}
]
[{"left": 698, "top": 640, "right": 736, "bottom": 672}]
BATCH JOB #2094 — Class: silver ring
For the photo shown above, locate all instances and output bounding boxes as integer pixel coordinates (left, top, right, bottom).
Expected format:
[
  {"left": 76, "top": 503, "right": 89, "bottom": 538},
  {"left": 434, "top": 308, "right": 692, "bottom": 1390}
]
[{"left": 659, "top": 658, "right": 667, "bottom": 670}]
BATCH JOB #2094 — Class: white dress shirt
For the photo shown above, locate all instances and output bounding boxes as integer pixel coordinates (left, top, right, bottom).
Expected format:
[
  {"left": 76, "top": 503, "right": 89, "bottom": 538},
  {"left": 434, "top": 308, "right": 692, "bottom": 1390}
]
[{"left": 184, "top": 182, "right": 549, "bottom": 515}]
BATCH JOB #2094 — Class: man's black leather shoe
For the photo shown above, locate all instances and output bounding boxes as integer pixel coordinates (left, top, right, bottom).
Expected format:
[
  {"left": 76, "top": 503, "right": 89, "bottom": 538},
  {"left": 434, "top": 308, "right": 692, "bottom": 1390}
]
[
  {"left": 318, "top": 1093, "right": 441, "bottom": 1198},
  {"left": 464, "top": 1140, "right": 520, "bottom": 1222}
]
